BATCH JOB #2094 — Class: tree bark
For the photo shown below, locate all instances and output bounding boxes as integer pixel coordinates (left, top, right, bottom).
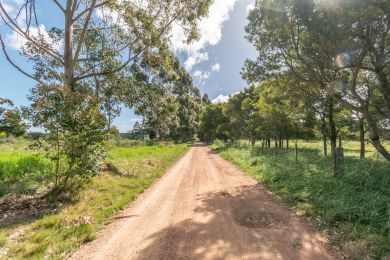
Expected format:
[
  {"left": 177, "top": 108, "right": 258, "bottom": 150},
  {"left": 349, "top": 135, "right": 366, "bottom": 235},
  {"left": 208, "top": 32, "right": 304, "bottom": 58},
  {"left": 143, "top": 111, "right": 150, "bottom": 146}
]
[
  {"left": 363, "top": 112, "right": 390, "bottom": 161},
  {"left": 328, "top": 97, "right": 338, "bottom": 175},
  {"left": 64, "top": 0, "right": 75, "bottom": 91},
  {"left": 323, "top": 134, "right": 328, "bottom": 157},
  {"left": 359, "top": 118, "right": 365, "bottom": 159}
]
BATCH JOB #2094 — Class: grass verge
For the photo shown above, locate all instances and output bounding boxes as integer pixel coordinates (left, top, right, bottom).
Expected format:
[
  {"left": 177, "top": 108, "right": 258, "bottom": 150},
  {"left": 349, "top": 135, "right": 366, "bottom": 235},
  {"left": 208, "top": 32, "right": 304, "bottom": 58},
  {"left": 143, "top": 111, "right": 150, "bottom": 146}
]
[
  {"left": 0, "top": 143, "right": 190, "bottom": 259},
  {"left": 213, "top": 140, "right": 390, "bottom": 259}
]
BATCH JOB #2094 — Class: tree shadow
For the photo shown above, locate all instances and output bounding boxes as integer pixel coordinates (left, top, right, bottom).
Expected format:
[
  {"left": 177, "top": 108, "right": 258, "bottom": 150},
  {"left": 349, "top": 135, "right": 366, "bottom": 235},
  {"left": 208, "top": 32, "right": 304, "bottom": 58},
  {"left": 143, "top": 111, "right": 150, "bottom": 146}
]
[
  {"left": 0, "top": 195, "right": 65, "bottom": 227},
  {"left": 134, "top": 185, "right": 335, "bottom": 259}
]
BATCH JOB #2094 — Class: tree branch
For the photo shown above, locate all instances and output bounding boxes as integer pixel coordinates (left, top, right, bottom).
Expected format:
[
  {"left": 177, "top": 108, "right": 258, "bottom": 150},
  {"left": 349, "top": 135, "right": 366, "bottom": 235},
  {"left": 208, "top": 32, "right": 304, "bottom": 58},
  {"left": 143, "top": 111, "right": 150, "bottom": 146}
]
[
  {"left": 72, "top": 0, "right": 97, "bottom": 67},
  {"left": 0, "top": 2, "right": 64, "bottom": 64},
  {"left": 51, "top": 0, "right": 65, "bottom": 13},
  {"left": 72, "top": 0, "right": 110, "bottom": 22},
  {"left": 0, "top": 35, "right": 45, "bottom": 86}
]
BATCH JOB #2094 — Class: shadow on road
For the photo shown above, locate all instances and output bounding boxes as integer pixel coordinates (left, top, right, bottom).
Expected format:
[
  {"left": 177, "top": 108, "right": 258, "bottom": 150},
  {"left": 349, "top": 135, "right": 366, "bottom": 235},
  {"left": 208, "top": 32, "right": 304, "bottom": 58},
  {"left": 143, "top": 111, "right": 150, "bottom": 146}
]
[
  {"left": 134, "top": 185, "right": 334, "bottom": 259},
  {"left": 192, "top": 142, "right": 208, "bottom": 148}
]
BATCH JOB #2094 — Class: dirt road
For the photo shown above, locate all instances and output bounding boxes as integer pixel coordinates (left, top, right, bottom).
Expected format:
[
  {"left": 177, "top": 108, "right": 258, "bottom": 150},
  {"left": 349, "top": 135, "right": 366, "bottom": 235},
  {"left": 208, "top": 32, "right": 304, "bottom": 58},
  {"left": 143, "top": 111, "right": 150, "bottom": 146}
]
[{"left": 70, "top": 144, "right": 338, "bottom": 260}]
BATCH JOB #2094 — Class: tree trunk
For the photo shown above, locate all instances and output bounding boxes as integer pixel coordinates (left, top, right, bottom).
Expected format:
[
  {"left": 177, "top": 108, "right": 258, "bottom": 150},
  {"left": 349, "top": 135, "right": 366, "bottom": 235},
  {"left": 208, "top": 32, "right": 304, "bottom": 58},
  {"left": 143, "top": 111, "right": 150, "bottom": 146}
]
[
  {"left": 359, "top": 118, "right": 365, "bottom": 159},
  {"left": 64, "top": 0, "right": 75, "bottom": 92},
  {"left": 275, "top": 141, "right": 278, "bottom": 160},
  {"left": 338, "top": 135, "right": 342, "bottom": 148},
  {"left": 261, "top": 141, "right": 264, "bottom": 154},
  {"left": 328, "top": 97, "right": 338, "bottom": 175},
  {"left": 364, "top": 112, "right": 390, "bottom": 161},
  {"left": 155, "top": 127, "right": 160, "bottom": 141},
  {"left": 286, "top": 139, "right": 289, "bottom": 149},
  {"left": 377, "top": 68, "right": 390, "bottom": 110},
  {"left": 323, "top": 134, "right": 328, "bottom": 157}
]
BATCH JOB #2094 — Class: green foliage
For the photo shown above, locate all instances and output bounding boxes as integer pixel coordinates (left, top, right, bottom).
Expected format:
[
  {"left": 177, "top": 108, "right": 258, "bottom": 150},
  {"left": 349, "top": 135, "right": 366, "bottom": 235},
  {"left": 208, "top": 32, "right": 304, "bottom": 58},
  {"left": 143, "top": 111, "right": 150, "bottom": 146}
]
[
  {"left": 170, "top": 58, "right": 203, "bottom": 142},
  {"left": 0, "top": 97, "right": 28, "bottom": 137},
  {"left": 27, "top": 85, "right": 107, "bottom": 189},
  {"left": 198, "top": 104, "right": 228, "bottom": 143},
  {"left": 215, "top": 141, "right": 390, "bottom": 259},
  {"left": 243, "top": 0, "right": 390, "bottom": 160}
]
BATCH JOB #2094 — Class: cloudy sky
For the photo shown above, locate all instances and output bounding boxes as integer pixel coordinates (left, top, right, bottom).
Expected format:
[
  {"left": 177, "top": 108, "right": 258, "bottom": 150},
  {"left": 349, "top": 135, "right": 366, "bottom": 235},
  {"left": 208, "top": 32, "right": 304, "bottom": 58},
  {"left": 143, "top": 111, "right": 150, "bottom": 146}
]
[{"left": 0, "top": 0, "right": 256, "bottom": 132}]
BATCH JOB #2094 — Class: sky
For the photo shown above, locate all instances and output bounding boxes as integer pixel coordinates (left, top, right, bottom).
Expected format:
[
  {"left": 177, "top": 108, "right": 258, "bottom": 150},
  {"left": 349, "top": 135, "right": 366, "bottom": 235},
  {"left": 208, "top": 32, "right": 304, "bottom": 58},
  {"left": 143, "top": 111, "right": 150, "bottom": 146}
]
[{"left": 0, "top": 0, "right": 257, "bottom": 132}]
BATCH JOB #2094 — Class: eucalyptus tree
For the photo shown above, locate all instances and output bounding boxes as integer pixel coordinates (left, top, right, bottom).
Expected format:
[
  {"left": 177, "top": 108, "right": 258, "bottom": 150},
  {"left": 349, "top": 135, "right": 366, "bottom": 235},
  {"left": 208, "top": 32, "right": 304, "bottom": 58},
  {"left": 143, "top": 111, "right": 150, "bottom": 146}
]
[
  {"left": 129, "top": 52, "right": 180, "bottom": 141},
  {"left": 134, "top": 85, "right": 180, "bottom": 141},
  {"left": 0, "top": 0, "right": 211, "bottom": 92},
  {"left": 0, "top": 0, "right": 212, "bottom": 189},
  {"left": 171, "top": 58, "right": 203, "bottom": 142}
]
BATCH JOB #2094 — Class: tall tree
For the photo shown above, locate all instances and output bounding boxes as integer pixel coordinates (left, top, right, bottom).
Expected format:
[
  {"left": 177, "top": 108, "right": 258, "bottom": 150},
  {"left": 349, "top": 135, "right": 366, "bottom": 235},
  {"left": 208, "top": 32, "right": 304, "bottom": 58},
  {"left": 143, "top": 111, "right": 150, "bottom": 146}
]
[
  {"left": 243, "top": 0, "right": 390, "bottom": 164},
  {"left": 0, "top": 0, "right": 212, "bottom": 92},
  {"left": 171, "top": 58, "right": 203, "bottom": 142}
]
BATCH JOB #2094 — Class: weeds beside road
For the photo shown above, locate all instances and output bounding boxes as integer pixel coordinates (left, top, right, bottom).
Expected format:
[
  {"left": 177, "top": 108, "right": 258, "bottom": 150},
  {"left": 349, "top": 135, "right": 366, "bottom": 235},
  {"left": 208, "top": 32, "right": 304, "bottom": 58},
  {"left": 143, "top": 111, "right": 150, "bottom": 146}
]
[
  {"left": 213, "top": 140, "right": 390, "bottom": 259},
  {"left": 0, "top": 139, "right": 189, "bottom": 259}
]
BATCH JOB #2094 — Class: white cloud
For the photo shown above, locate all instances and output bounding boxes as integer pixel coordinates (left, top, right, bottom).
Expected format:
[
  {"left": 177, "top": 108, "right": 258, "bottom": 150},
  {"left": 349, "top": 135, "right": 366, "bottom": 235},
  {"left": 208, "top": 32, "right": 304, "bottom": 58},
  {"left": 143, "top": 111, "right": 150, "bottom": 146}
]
[
  {"left": 193, "top": 70, "right": 210, "bottom": 80},
  {"left": 246, "top": 1, "right": 255, "bottom": 14},
  {"left": 212, "top": 94, "right": 230, "bottom": 104},
  {"left": 1, "top": 1, "right": 62, "bottom": 51},
  {"left": 6, "top": 24, "right": 62, "bottom": 51},
  {"left": 184, "top": 52, "right": 209, "bottom": 72},
  {"left": 211, "top": 91, "right": 240, "bottom": 104},
  {"left": 211, "top": 63, "right": 220, "bottom": 72},
  {"left": 170, "top": 0, "right": 239, "bottom": 71}
]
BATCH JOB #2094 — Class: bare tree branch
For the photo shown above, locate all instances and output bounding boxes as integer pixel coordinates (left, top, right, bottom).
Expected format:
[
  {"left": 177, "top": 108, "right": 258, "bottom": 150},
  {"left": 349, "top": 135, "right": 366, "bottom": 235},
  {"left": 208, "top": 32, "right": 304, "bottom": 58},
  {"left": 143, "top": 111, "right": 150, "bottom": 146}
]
[
  {"left": 51, "top": 0, "right": 66, "bottom": 13},
  {"left": 0, "top": 35, "right": 45, "bottom": 85},
  {"left": 72, "top": 0, "right": 110, "bottom": 22},
  {"left": 72, "top": 0, "right": 97, "bottom": 66},
  {"left": 0, "top": 2, "right": 64, "bottom": 64}
]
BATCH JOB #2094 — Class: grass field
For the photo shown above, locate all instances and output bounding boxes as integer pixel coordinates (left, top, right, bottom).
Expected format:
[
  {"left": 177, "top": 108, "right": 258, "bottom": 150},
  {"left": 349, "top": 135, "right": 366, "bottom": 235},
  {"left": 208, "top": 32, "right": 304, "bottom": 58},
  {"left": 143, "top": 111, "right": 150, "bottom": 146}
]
[
  {"left": 0, "top": 139, "right": 189, "bottom": 259},
  {"left": 0, "top": 139, "right": 53, "bottom": 196},
  {"left": 212, "top": 140, "right": 390, "bottom": 259}
]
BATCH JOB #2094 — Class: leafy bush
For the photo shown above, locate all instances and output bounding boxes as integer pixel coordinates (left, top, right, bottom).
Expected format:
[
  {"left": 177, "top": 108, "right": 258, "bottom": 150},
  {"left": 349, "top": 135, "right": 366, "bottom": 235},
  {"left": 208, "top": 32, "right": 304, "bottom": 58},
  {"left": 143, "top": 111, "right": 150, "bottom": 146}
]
[{"left": 28, "top": 85, "right": 107, "bottom": 190}]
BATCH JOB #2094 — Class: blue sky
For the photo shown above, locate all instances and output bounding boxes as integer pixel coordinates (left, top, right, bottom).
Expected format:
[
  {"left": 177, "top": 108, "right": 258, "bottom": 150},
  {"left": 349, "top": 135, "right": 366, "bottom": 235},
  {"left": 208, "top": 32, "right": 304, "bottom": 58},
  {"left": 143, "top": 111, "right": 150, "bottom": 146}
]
[{"left": 0, "top": 0, "right": 256, "bottom": 132}]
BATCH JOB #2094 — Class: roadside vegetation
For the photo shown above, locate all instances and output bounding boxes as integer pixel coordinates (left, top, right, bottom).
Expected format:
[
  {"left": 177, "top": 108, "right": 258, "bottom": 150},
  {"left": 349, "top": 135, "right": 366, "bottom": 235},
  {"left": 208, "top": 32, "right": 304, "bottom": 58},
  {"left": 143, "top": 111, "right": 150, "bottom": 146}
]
[
  {"left": 0, "top": 0, "right": 389, "bottom": 259},
  {"left": 211, "top": 140, "right": 390, "bottom": 259},
  {"left": 0, "top": 138, "right": 189, "bottom": 259}
]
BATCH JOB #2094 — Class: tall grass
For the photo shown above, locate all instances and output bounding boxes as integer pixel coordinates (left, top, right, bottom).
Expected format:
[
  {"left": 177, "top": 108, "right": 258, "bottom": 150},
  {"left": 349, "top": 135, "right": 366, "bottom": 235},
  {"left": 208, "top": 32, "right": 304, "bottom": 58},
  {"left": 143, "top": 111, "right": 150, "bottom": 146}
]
[
  {"left": 215, "top": 141, "right": 390, "bottom": 259},
  {"left": 0, "top": 143, "right": 53, "bottom": 196},
  {"left": 0, "top": 143, "right": 190, "bottom": 259}
]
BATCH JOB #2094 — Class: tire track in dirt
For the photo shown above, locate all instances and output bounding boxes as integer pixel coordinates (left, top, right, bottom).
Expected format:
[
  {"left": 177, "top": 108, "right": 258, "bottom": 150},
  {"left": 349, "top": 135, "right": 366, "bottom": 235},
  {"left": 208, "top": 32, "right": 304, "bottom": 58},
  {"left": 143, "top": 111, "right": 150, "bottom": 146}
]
[{"left": 70, "top": 143, "right": 340, "bottom": 260}]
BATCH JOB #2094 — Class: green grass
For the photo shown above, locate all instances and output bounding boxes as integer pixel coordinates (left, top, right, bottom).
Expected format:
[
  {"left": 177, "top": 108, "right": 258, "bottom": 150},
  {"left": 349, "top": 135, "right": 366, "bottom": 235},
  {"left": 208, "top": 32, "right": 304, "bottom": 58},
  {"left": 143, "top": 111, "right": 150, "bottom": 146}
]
[
  {"left": 213, "top": 140, "right": 390, "bottom": 259},
  {"left": 0, "top": 142, "right": 189, "bottom": 259},
  {"left": 0, "top": 140, "right": 53, "bottom": 196}
]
